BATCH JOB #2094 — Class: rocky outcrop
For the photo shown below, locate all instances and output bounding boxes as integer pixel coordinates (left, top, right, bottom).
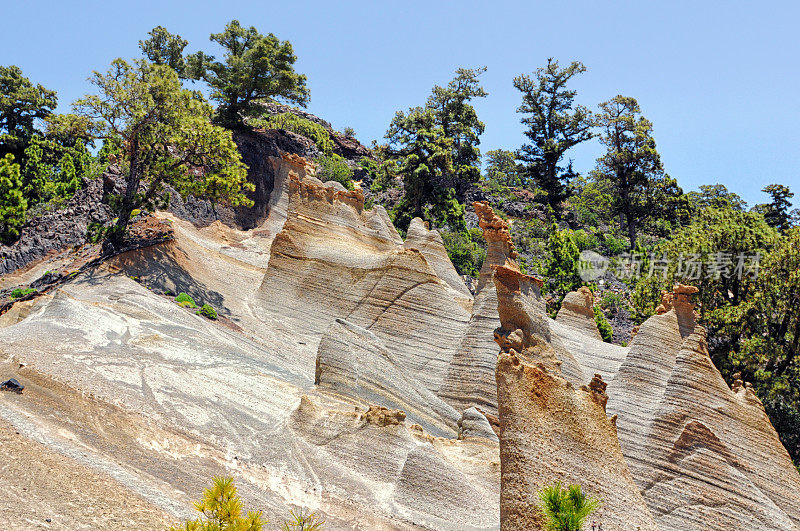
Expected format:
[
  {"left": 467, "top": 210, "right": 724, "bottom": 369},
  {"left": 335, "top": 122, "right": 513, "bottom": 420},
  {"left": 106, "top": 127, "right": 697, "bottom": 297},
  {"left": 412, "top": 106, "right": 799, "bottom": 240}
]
[
  {"left": 0, "top": 170, "right": 118, "bottom": 276},
  {"left": 492, "top": 258, "right": 657, "bottom": 531},
  {"left": 437, "top": 201, "right": 527, "bottom": 415},
  {"left": 556, "top": 285, "right": 603, "bottom": 340},
  {"left": 315, "top": 318, "right": 460, "bottom": 437},
  {"left": 607, "top": 284, "right": 800, "bottom": 529},
  {"left": 256, "top": 101, "right": 372, "bottom": 160},
  {"left": 3, "top": 132, "right": 800, "bottom": 530},
  {"left": 0, "top": 154, "right": 500, "bottom": 529}
]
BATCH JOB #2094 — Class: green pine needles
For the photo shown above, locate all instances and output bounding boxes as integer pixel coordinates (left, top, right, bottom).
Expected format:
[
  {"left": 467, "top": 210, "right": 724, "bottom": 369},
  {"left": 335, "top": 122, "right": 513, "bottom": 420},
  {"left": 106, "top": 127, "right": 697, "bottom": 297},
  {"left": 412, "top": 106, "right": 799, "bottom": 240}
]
[
  {"left": 170, "top": 476, "right": 325, "bottom": 531},
  {"left": 170, "top": 476, "right": 264, "bottom": 531},
  {"left": 538, "top": 482, "right": 601, "bottom": 531}
]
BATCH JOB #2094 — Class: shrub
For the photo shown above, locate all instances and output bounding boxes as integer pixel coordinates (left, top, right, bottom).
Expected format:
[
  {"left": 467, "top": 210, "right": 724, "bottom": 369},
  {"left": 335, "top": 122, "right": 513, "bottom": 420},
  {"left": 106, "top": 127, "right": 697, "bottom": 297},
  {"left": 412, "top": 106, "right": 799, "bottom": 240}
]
[
  {"left": 169, "top": 476, "right": 264, "bottom": 531},
  {"left": 545, "top": 224, "right": 581, "bottom": 302},
  {"left": 602, "top": 233, "right": 628, "bottom": 256},
  {"left": 570, "top": 229, "right": 599, "bottom": 251},
  {"left": 342, "top": 126, "right": 356, "bottom": 138},
  {"left": 282, "top": 509, "right": 325, "bottom": 531},
  {"left": 10, "top": 287, "right": 36, "bottom": 299},
  {"left": 440, "top": 227, "right": 486, "bottom": 278},
  {"left": 593, "top": 306, "right": 613, "bottom": 343},
  {"left": 538, "top": 482, "right": 601, "bottom": 531},
  {"left": 198, "top": 303, "right": 218, "bottom": 320},
  {"left": 175, "top": 292, "right": 197, "bottom": 308},
  {"left": 250, "top": 112, "right": 334, "bottom": 155},
  {"left": 316, "top": 154, "right": 354, "bottom": 190},
  {"left": 0, "top": 154, "right": 27, "bottom": 244}
]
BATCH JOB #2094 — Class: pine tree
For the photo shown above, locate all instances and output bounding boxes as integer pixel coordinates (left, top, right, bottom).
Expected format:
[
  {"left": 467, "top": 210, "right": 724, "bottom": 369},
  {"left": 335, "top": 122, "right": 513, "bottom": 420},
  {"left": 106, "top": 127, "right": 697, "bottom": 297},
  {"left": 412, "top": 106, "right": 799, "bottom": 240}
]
[
  {"left": 170, "top": 476, "right": 265, "bottom": 531},
  {"left": 538, "top": 482, "right": 601, "bottom": 531},
  {"left": 545, "top": 225, "right": 581, "bottom": 299},
  {"left": 514, "top": 59, "right": 594, "bottom": 216},
  {"left": 0, "top": 154, "right": 27, "bottom": 243},
  {"left": 65, "top": 58, "right": 254, "bottom": 248},
  {"left": 593, "top": 95, "right": 665, "bottom": 249},
  {"left": 186, "top": 20, "right": 309, "bottom": 125},
  {"left": 426, "top": 67, "right": 487, "bottom": 194}
]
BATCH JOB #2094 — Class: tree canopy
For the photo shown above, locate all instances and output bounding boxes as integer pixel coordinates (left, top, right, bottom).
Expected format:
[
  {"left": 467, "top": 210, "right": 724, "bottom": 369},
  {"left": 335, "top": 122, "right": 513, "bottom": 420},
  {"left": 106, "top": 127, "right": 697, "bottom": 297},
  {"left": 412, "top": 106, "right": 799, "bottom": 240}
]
[
  {"left": 426, "top": 66, "right": 487, "bottom": 192},
  {"left": 66, "top": 58, "right": 253, "bottom": 246},
  {"left": 139, "top": 26, "right": 188, "bottom": 76},
  {"left": 0, "top": 65, "right": 58, "bottom": 160},
  {"left": 186, "top": 20, "right": 309, "bottom": 125},
  {"left": 593, "top": 95, "right": 666, "bottom": 249},
  {"left": 514, "top": 59, "right": 594, "bottom": 215},
  {"left": 755, "top": 183, "right": 795, "bottom": 232}
]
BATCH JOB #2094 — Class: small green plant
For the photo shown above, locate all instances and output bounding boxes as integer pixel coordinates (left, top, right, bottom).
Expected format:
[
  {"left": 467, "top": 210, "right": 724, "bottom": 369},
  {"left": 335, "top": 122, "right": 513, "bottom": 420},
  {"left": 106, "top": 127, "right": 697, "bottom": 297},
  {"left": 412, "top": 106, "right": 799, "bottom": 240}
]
[
  {"left": 169, "top": 476, "right": 264, "bottom": 531},
  {"left": 282, "top": 509, "right": 325, "bottom": 531},
  {"left": 10, "top": 287, "right": 36, "bottom": 299},
  {"left": 341, "top": 126, "right": 356, "bottom": 138},
  {"left": 538, "top": 482, "right": 601, "bottom": 531},
  {"left": 316, "top": 154, "right": 354, "bottom": 190},
  {"left": 599, "top": 291, "right": 625, "bottom": 312},
  {"left": 175, "top": 292, "right": 197, "bottom": 308},
  {"left": 593, "top": 306, "right": 613, "bottom": 343},
  {"left": 602, "top": 233, "right": 628, "bottom": 256},
  {"left": 198, "top": 303, "right": 218, "bottom": 320}
]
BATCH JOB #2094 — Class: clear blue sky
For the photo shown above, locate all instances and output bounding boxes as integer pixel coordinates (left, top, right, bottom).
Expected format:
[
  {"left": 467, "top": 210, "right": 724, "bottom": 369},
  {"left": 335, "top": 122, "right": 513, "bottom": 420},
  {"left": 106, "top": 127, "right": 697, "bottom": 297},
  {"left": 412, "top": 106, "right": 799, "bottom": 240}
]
[{"left": 2, "top": 0, "right": 797, "bottom": 208}]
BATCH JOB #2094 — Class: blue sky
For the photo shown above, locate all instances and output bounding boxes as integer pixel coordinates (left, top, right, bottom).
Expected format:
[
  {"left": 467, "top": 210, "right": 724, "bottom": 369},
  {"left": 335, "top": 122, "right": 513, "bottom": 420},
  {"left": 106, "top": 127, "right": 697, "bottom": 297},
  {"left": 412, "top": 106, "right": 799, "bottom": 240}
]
[{"left": 2, "top": 0, "right": 797, "bottom": 208}]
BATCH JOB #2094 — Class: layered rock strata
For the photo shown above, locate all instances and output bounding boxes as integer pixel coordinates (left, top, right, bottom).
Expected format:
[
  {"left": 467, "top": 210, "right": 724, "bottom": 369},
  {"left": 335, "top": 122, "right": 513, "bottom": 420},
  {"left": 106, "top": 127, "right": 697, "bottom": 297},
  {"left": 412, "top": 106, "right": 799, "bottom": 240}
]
[{"left": 491, "top": 258, "right": 657, "bottom": 530}]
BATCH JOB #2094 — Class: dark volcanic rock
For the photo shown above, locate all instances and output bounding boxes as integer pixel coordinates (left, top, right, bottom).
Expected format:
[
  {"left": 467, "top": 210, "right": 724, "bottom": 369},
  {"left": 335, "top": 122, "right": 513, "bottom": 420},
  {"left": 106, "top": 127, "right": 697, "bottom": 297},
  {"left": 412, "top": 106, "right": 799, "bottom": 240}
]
[
  {"left": 167, "top": 128, "right": 319, "bottom": 230},
  {"left": 0, "top": 172, "right": 118, "bottom": 276},
  {"left": 0, "top": 378, "right": 24, "bottom": 393}
]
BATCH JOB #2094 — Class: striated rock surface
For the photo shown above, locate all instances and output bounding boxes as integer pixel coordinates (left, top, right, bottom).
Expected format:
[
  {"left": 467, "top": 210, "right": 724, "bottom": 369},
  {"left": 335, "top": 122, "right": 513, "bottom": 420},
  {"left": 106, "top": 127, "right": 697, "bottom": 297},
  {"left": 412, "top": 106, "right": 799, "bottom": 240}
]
[
  {"left": 607, "top": 284, "right": 800, "bottom": 529},
  {"left": 491, "top": 257, "right": 657, "bottom": 531},
  {"left": 0, "top": 152, "right": 499, "bottom": 529},
  {"left": 2, "top": 141, "right": 800, "bottom": 530},
  {"left": 555, "top": 285, "right": 603, "bottom": 341},
  {"left": 437, "top": 202, "right": 521, "bottom": 415}
]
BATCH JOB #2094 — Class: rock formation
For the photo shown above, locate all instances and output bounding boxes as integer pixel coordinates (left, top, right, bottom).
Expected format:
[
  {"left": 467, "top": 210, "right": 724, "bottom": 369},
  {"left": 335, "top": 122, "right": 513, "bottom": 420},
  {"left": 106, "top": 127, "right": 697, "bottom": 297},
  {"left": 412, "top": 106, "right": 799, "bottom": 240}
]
[
  {"left": 490, "top": 237, "right": 657, "bottom": 530},
  {"left": 437, "top": 201, "right": 521, "bottom": 415},
  {"left": 1, "top": 140, "right": 799, "bottom": 530},
  {"left": 606, "top": 283, "right": 800, "bottom": 529}
]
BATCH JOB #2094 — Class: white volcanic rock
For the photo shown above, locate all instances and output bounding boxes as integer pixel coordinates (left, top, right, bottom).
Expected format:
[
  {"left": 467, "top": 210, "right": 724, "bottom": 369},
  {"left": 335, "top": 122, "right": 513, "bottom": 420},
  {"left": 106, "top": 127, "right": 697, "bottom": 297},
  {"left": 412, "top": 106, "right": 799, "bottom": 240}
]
[
  {"left": 0, "top": 154, "right": 499, "bottom": 529},
  {"left": 606, "top": 285, "right": 800, "bottom": 530},
  {"left": 1, "top": 160, "right": 799, "bottom": 530}
]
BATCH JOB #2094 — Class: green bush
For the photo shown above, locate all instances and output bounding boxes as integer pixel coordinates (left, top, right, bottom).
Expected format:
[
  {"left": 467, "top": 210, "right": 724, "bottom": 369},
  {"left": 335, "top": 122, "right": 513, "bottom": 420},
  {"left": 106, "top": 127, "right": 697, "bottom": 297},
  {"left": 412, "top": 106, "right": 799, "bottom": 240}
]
[
  {"left": 570, "top": 229, "right": 599, "bottom": 251},
  {"left": 10, "top": 287, "right": 36, "bottom": 299},
  {"left": 198, "top": 303, "right": 218, "bottom": 320},
  {"left": 440, "top": 227, "right": 486, "bottom": 278},
  {"left": 593, "top": 306, "right": 613, "bottom": 343},
  {"left": 250, "top": 112, "right": 334, "bottom": 155},
  {"left": 0, "top": 154, "right": 27, "bottom": 244},
  {"left": 599, "top": 291, "right": 625, "bottom": 312},
  {"left": 545, "top": 224, "right": 581, "bottom": 302},
  {"left": 538, "top": 482, "right": 601, "bottom": 531},
  {"left": 175, "top": 292, "right": 197, "bottom": 308},
  {"left": 602, "top": 233, "right": 628, "bottom": 255},
  {"left": 316, "top": 154, "right": 354, "bottom": 190}
]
